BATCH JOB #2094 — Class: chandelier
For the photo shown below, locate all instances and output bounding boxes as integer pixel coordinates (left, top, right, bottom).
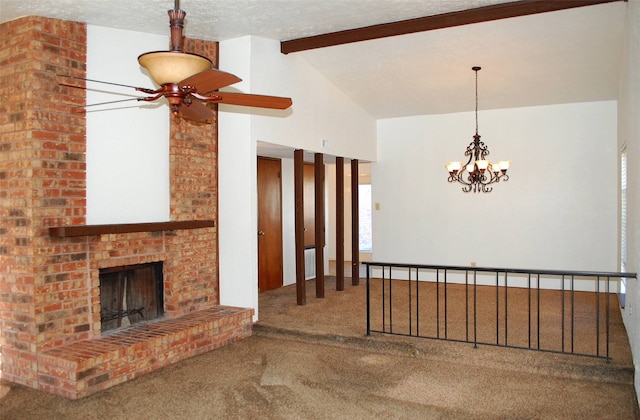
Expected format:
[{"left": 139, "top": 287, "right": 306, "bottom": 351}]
[{"left": 445, "top": 67, "right": 511, "bottom": 193}]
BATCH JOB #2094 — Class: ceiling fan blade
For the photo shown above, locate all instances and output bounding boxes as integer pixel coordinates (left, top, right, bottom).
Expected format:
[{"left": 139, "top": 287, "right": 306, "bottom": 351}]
[
  {"left": 178, "top": 99, "right": 215, "bottom": 122},
  {"left": 180, "top": 69, "right": 242, "bottom": 93},
  {"left": 212, "top": 92, "right": 292, "bottom": 110}
]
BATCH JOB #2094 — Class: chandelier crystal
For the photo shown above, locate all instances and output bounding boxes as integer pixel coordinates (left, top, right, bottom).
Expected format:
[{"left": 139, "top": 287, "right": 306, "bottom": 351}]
[{"left": 446, "top": 67, "right": 511, "bottom": 193}]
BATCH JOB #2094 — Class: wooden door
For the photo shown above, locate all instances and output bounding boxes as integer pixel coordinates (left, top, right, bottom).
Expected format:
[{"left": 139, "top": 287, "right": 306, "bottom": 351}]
[{"left": 257, "top": 157, "right": 283, "bottom": 292}]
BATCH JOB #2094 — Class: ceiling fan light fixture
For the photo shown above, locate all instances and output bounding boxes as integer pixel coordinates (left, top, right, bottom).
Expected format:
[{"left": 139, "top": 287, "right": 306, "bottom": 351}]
[
  {"left": 62, "top": 0, "right": 292, "bottom": 123},
  {"left": 138, "top": 51, "right": 212, "bottom": 86}
]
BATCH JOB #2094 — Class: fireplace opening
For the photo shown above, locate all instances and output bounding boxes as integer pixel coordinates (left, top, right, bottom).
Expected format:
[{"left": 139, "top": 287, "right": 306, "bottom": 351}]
[{"left": 99, "top": 262, "right": 164, "bottom": 333}]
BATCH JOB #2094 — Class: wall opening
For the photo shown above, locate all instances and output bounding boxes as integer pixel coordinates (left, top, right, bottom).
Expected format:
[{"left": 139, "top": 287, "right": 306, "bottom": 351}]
[
  {"left": 359, "top": 183, "right": 372, "bottom": 253},
  {"left": 99, "top": 262, "right": 164, "bottom": 332}
]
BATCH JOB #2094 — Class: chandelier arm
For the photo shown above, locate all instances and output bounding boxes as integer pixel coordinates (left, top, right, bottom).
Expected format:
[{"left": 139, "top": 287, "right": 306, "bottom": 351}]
[
  {"left": 448, "top": 172, "right": 472, "bottom": 187},
  {"left": 480, "top": 171, "right": 493, "bottom": 185}
]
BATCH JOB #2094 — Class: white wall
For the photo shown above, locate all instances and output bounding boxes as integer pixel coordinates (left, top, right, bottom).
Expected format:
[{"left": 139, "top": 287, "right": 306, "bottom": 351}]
[
  {"left": 217, "top": 37, "right": 259, "bottom": 317},
  {"left": 218, "top": 36, "right": 377, "bottom": 318},
  {"left": 618, "top": 0, "right": 640, "bottom": 406},
  {"left": 374, "top": 101, "right": 618, "bottom": 272},
  {"left": 86, "top": 26, "right": 170, "bottom": 224},
  {"left": 247, "top": 37, "right": 377, "bottom": 161},
  {"left": 281, "top": 159, "right": 296, "bottom": 286}
]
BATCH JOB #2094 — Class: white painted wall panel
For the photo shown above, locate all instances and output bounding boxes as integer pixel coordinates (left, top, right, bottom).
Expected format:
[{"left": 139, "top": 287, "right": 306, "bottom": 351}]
[
  {"left": 374, "top": 101, "right": 617, "bottom": 273},
  {"left": 86, "top": 25, "right": 170, "bottom": 224},
  {"left": 222, "top": 36, "right": 377, "bottom": 162},
  {"left": 618, "top": 0, "right": 640, "bottom": 404},
  {"left": 217, "top": 37, "right": 259, "bottom": 319}
]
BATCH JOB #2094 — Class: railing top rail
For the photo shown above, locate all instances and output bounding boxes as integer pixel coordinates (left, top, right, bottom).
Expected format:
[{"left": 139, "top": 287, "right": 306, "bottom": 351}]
[{"left": 363, "top": 261, "right": 637, "bottom": 279}]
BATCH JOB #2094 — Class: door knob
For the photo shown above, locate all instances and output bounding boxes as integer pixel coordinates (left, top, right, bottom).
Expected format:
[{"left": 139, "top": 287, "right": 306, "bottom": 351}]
[{"left": 258, "top": 230, "right": 265, "bottom": 236}]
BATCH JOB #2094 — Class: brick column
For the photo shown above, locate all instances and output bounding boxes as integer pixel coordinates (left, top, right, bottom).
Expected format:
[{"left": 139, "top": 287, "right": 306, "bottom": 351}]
[
  {"left": 0, "top": 17, "right": 87, "bottom": 387},
  {"left": 163, "top": 38, "right": 220, "bottom": 317}
]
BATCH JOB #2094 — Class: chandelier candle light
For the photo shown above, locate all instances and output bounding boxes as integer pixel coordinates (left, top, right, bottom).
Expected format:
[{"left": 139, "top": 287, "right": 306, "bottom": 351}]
[{"left": 446, "top": 66, "right": 511, "bottom": 193}]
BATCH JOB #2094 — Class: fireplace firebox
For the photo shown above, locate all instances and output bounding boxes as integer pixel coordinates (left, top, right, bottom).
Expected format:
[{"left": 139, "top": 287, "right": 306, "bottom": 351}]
[{"left": 99, "top": 262, "right": 164, "bottom": 332}]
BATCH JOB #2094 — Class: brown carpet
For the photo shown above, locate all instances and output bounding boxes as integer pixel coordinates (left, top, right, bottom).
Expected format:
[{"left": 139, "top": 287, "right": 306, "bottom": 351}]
[{"left": 2, "top": 276, "right": 639, "bottom": 419}]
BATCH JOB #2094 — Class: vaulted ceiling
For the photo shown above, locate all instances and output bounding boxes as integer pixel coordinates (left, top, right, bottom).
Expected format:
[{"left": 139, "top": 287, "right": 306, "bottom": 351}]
[{"left": 0, "top": 0, "right": 626, "bottom": 118}]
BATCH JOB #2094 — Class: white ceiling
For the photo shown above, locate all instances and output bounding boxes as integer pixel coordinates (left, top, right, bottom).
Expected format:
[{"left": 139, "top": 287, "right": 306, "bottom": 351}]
[{"left": 0, "top": 0, "right": 626, "bottom": 119}]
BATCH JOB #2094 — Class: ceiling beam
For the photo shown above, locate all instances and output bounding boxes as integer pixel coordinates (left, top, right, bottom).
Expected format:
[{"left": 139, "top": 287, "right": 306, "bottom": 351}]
[{"left": 281, "top": 0, "right": 624, "bottom": 54}]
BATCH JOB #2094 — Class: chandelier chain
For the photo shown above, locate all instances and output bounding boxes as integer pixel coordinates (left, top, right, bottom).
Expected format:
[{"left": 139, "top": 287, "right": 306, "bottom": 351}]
[{"left": 475, "top": 68, "right": 479, "bottom": 136}]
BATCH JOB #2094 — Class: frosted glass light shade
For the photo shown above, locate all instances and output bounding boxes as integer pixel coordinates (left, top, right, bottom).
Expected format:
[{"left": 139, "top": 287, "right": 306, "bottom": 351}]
[
  {"left": 446, "top": 161, "right": 462, "bottom": 173},
  {"left": 138, "top": 51, "right": 212, "bottom": 85},
  {"left": 475, "top": 160, "right": 489, "bottom": 171},
  {"left": 497, "top": 161, "right": 511, "bottom": 171}
]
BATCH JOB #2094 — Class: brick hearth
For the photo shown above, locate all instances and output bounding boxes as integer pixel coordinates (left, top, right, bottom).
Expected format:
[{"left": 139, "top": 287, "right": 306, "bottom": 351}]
[
  {"left": 0, "top": 16, "right": 253, "bottom": 398},
  {"left": 38, "top": 306, "right": 252, "bottom": 399}
]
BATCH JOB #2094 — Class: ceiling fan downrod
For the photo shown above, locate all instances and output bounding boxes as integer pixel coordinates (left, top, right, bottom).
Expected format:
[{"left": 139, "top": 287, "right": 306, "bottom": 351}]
[{"left": 168, "top": 0, "right": 186, "bottom": 52}]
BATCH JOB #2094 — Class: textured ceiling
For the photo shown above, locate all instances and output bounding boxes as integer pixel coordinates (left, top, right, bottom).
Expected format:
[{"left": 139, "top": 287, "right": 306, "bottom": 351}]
[
  {"left": 0, "top": 0, "right": 514, "bottom": 41},
  {"left": 0, "top": 0, "right": 627, "bottom": 119},
  {"left": 299, "top": 2, "right": 625, "bottom": 118}
]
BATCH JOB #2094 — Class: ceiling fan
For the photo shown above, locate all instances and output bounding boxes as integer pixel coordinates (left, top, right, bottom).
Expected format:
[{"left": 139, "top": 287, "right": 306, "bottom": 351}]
[{"left": 60, "top": 0, "right": 292, "bottom": 123}]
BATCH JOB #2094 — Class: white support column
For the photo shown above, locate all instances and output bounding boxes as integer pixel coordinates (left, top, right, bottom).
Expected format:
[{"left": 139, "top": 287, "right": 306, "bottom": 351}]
[{"left": 218, "top": 37, "right": 259, "bottom": 320}]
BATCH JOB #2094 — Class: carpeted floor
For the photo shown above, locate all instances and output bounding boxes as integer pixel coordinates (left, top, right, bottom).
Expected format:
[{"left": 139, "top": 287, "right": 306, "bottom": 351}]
[{"left": 1, "top": 276, "right": 639, "bottom": 419}]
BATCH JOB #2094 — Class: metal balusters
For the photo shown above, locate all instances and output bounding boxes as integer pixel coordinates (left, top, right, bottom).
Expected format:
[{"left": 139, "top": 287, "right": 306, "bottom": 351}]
[
  {"left": 389, "top": 266, "right": 393, "bottom": 334},
  {"left": 366, "top": 264, "right": 371, "bottom": 336},
  {"left": 473, "top": 270, "right": 477, "bottom": 349},
  {"left": 437, "top": 269, "right": 441, "bottom": 339},
  {"left": 596, "top": 275, "right": 601, "bottom": 357},
  {"left": 561, "top": 275, "right": 565, "bottom": 353},
  {"left": 537, "top": 274, "right": 541, "bottom": 351},
  {"left": 444, "top": 269, "right": 448, "bottom": 340},
  {"left": 495, "top": 272, "right": 499, "bottom": 345},
  {"left": 606, "top": 276, "right": 610, "bottom": 362},
  {"left": 415, "top": 268, "right": 420, "bottom": 337},
  {"left": 363, "top": 262, "right": 634, "bottom": 360},
  {"left": 381, "top": 265, "right": 386, "bottom": 332},
  {"left": 408, "top": 267, "right": 412, "bottom": 336},
  {"left": 527, "top": 273, "right": 532, "bottom": 350},
  {"left": 465, "top": 269, "right": 469, "bottom": 342},
  {"left": 571, "top": 275, "right": 575, "bottom": 354},
  {"left": 504, "top": 272, "right": 508, "bottom": 346}
]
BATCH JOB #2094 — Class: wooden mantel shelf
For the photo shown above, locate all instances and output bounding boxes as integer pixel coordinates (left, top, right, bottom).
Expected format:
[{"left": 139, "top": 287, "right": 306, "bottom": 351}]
[{"left": 49, "top": 220, "right": 215, "bottom": 238}]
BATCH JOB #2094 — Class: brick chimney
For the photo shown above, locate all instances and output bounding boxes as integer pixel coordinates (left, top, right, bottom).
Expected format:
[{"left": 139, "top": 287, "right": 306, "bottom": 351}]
[{"left": 0, "top": 16, "right": 252, "bottom": 398}]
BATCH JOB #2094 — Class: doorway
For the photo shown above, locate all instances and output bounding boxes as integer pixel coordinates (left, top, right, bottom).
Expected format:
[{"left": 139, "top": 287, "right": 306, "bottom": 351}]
[{"left": 257, "top": 157, "right": 284, "bottom": 292}]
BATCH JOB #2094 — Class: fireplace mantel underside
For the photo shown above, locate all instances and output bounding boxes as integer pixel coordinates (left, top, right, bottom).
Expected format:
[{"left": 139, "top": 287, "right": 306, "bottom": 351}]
[{"left": 49, "top": 220, "right": 215, "bottom": 237}]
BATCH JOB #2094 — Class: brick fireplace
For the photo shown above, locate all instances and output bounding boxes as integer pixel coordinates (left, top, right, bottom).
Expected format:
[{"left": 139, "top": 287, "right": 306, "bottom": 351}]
[{"left": 0, "top": 17, "right": 253, "bottom": 398}]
